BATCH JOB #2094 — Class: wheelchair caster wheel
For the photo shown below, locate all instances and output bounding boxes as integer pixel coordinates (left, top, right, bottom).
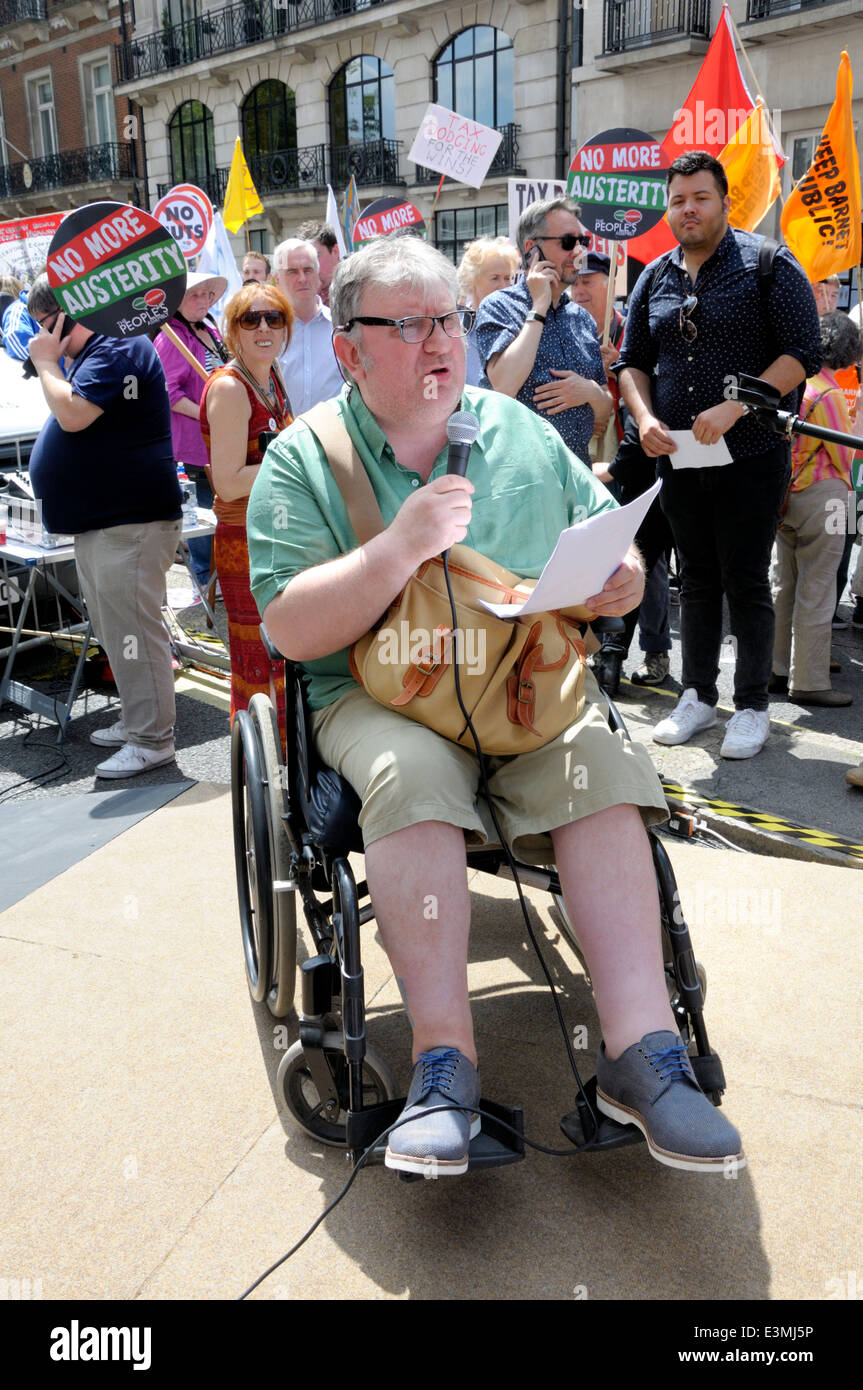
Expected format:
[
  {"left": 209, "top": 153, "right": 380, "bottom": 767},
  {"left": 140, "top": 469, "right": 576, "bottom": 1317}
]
[{"left": 278, "top": 1037, "right": 397, "bottom": 1147}]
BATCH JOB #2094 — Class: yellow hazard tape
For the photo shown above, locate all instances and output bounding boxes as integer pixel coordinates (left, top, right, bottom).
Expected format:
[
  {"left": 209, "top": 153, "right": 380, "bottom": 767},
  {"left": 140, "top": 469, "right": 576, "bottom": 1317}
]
[{"left": 661, "top": 779, "right": 863, "bottom": 860}]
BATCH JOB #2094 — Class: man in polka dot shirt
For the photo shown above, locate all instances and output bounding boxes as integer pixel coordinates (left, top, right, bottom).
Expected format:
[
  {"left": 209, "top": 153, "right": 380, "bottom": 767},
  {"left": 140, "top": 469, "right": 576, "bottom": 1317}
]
[{"left": 617, "top": 151, "right": 822, "bottom": 760}]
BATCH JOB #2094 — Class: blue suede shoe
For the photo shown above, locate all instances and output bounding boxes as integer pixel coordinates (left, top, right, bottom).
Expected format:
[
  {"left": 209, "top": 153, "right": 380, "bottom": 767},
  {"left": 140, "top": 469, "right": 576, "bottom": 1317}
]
[
  {"left": 596, "top": 1030, "right": 745, "bottom": 1174},
  {"left": 385, "top": 1047, "right": 481, "bottom": 1178}
]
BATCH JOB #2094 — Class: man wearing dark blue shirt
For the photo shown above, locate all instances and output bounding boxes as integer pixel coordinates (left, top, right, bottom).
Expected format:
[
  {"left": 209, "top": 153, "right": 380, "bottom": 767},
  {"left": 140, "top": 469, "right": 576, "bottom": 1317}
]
[
  {"left": 617, "top": 152, "right": 822, "bottom": 759},
  {"left": 27, "top": 274, "right": 182, "bottom": 780},
  {"left": 474, "top": 197, "right": 612, "bottom": 461}
]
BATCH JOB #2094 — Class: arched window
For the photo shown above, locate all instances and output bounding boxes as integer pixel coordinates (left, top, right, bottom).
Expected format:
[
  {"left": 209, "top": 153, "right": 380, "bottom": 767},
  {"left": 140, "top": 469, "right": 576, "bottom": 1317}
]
[
  {"left": 330, "top": 55, "right": 395, "bottom": 146},
  {"left": 168, "top": 100, "right": 216, "bottom": 196},
  {"left": 433, "top": 26, "right": 514, "bottom": 129},
  {"left": 242, "top": 81, "right": 299, "bottom": 191},
  {"left": 242, "top": 80, "right": 296, "bottom": 157},
  {"left": 329, "top": 56, "right": 398, "bottom": 185}
]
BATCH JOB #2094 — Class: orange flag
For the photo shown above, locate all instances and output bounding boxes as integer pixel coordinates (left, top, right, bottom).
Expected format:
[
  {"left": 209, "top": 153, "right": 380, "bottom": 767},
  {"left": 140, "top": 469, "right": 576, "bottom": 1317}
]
[
  {"left": 781, "top": 52, "right": 861, "bottom": 279},
  {"left": 719, "top": 100, "right": 782, "bottom": 232}
]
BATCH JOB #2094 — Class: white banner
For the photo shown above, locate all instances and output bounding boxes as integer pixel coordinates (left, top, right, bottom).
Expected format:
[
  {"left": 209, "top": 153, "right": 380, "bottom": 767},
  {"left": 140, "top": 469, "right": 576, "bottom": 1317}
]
[{"left": 408, "top": 104, "right": 503, "bottom": 190}]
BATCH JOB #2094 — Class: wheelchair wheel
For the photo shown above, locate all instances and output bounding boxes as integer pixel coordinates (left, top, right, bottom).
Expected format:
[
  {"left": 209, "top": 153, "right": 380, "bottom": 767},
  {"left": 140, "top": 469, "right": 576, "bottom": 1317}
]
[
  {"left": 277, "top": 1036, "right": 397, "bottom": 1147},
  {"left": 248, "top": 694, "right": 297, "bottom": 1018},
  {"left": 231, "top": 710, "right": 273, "bottom": 1003}
]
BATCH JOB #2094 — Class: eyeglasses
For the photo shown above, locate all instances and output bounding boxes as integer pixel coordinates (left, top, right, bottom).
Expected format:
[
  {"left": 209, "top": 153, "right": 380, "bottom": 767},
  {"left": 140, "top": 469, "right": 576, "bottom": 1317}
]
[
  {"left": 679, "top": 295, "right": 698, "bottom": 343},
  {"left": 533, "top": 234, "right": 591, "bottom": 252},
  {"left": 337, "top": 309, "right": 474, "bottom": 344},
  {"left": 238, "top": 310, "right": 288, "bottom": 329}
]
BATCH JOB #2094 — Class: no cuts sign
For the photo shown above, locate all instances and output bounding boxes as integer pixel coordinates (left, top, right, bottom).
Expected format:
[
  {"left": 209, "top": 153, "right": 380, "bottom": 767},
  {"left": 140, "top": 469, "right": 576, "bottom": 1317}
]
[
  {"left": 567, "top": 129, "right": 668, "bottom": 241},
  {"left": 46, "top": 201, "right": 187, "bottom": 336},
  {"left": 153, "top": 184, "right": 214, "bottom": 259}
]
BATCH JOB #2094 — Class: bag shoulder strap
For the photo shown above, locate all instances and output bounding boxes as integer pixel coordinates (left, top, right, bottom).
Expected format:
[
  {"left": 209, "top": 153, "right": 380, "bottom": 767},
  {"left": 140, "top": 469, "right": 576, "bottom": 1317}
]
[
  {"left": 299, "top": 402, "right": 386, "bottom": 546},
  {"left": 757, "top": 235, "right": 780, "bottom": 313}
]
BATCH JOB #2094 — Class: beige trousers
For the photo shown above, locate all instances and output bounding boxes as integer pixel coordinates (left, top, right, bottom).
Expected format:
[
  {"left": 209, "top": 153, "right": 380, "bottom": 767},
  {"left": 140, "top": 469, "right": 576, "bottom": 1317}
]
[
  {"left": 771, "top": 478, "right": 847, "bottom": 690},
  {"left": 75, "top": 520, "right": 181, "bottom": 750}
]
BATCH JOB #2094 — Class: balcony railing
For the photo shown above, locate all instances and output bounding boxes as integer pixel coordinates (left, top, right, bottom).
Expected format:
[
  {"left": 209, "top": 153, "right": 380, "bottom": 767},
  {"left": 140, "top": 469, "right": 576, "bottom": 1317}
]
[
  {"left": 248, "top": 145, "right": 328, "bottom": 195},
  {"left": 157, "top": 141, "right": 401, "bottom": 212},
  {"left": 602, "top": 0, "right": 712, "bottom": 55},
  {"left": 330, "top": 139, "right": 402, "bottom": 187},
  {"left": 157, "top": 167, "right": 230, "bottom": 209},
  {"left": 116, "top": 0, "right": 389, "bottom": 82},
  {"left": 0, "top": 0, "right": 47, "bottom": 22},
  {"left": 746, "top": 0, "right": 843, "bottom": 17},
  {"left": 414, "top": 123, "right": 523, "bottom": 183},
  {"left": 0, "top": 142, "right": 134, "bottom": 199}
]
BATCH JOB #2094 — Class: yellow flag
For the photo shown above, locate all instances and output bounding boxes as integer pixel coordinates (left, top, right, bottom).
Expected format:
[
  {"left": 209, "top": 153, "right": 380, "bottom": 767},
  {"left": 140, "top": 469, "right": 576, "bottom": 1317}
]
[
  {"left": 781, "top": 51, "right": 862, "bottom": 279},
  {"left": 719, "top": 100, "right": 781, "bottom": 232},
  {"left": 222, "top": 137, "right": 263, "bottom": 234}
]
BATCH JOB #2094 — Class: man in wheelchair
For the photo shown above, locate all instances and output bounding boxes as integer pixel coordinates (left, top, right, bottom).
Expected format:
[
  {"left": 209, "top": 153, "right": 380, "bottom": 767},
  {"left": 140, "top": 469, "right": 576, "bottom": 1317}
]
[{"left": 247, "top": 236, "right": 743, "bottom": 1177}]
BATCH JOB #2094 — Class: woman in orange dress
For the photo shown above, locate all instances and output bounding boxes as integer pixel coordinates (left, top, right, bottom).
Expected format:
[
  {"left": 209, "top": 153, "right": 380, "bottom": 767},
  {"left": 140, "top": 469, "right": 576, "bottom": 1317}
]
[{"left": 200, "top": 282, "right": 294, "bottom": 735}]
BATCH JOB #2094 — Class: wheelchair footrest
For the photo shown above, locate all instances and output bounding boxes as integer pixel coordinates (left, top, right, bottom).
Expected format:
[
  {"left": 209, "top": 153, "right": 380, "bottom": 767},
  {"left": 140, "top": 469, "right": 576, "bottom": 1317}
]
[
  {"left": 347, "top": 1096, "right": 525, "bottom": 1175},
  {"left": 689, "top": 1049, "right": 726, "bottom": 1102},
  {"left": 559, "top": 1075, "right": 645, "bottom": 1153}
]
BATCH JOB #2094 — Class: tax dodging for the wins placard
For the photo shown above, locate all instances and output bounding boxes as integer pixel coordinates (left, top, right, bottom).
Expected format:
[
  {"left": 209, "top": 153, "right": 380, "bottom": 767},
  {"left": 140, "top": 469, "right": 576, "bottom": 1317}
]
[{"left": 47, "top": 201, "right": 187, "bottom": 336}]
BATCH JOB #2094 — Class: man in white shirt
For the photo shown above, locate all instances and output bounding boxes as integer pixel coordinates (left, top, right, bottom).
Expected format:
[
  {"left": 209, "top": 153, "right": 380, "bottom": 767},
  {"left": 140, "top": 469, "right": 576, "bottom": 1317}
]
[{"left": 272, "top": 238, "right": 344, "bottom": 413}]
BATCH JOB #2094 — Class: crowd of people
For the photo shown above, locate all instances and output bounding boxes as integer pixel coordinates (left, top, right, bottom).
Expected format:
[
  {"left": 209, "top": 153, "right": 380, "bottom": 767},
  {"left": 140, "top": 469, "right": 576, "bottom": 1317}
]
[{"left": 5, "top": 159, "right": 862, "bottom": 792}]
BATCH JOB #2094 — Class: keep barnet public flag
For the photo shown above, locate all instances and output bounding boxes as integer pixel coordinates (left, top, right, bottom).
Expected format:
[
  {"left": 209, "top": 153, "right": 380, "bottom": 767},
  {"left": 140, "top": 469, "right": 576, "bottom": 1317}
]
[
  {"left": 781, "top": 52, "right": 862, "bottom": 280},
  {"left": 222, "top": 137, "right": 263, "bottom": 234},
  {"left": 719, "top": 99, "right": 782, "bottom": 232}
]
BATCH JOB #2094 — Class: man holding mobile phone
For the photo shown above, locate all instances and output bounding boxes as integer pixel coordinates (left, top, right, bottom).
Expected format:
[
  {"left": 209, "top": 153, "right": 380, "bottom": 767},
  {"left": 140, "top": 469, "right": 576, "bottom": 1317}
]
[{"left": 474, "top": 197, "right": 613, "bottom": 461}]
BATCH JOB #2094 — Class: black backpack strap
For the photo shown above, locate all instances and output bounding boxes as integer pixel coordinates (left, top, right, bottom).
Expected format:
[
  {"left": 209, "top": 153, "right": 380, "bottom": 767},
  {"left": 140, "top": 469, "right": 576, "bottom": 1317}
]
[
  {"left": 647, "top": 250, "right": 676, "bottom": 299},
  {"left": 757, "top": 236, "right": 780, "bottom": 312}
]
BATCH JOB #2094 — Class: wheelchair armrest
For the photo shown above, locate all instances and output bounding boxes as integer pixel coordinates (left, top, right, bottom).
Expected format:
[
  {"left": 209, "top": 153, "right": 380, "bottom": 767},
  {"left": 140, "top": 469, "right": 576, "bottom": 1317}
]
[{"left": 259, "top": 621, "right": 285, "bottom": 664}]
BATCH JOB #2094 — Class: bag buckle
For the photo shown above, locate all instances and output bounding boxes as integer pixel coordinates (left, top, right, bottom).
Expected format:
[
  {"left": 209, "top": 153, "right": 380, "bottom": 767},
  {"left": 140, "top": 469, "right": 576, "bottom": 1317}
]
[{"left": 515, "top": 678, "right": 535, "bottom": 704}]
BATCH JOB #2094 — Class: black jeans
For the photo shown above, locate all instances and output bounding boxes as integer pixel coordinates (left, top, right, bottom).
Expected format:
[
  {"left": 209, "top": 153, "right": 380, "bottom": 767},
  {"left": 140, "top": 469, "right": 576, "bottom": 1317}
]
[{"left": 658, "top": 443, "right": 791, "bottom": 710}]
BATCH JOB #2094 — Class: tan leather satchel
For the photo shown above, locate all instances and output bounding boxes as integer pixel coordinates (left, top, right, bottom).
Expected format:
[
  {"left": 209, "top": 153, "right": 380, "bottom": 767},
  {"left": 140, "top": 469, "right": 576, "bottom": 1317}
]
[{"left": 300, "top": 403, "right": 589, "bottom": 756}]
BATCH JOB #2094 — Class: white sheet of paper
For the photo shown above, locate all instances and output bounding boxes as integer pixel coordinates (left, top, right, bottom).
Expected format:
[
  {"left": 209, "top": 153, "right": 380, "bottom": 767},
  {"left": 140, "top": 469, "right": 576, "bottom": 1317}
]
[
  {"left": 667, "top": 430, "right": 732, "bottom": 470},
  {"left": 480, "top": 479, "right": 662, "bottom": 619}
]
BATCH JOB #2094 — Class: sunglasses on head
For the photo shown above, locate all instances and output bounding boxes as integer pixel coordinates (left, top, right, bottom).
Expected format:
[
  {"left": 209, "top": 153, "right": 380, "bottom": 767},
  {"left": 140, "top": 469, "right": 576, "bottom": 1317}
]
[
  {"left": 238, "top": 310, "right": 287, "bottom": 329},
  {"left": 533, "top": 234, "right": 592, "bottom": 252}
]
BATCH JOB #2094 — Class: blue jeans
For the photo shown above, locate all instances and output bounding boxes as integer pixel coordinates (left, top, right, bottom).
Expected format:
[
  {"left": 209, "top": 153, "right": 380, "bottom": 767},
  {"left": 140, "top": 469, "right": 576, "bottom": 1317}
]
[{"left": 658, "top": 443, "right": 791, "bottom": 711}]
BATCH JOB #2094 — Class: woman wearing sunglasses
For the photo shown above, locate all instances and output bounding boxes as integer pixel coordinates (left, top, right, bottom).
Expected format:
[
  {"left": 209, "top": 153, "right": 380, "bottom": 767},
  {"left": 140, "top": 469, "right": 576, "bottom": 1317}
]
[{"left": 200, "top": 283, "right": 294, "bottom": 734}]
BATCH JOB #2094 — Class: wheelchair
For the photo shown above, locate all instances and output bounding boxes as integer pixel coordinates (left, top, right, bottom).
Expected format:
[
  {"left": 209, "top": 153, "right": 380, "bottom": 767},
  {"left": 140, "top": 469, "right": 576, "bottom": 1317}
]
[{"left": 231, "top": 624, "right": 727, "bottom": 1175}]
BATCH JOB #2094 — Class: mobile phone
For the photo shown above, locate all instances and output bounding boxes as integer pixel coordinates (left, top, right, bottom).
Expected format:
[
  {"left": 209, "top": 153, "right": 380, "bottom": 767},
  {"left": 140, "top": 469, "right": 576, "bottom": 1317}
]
[{"left": 526, "top": 245, "right": 542, "bottom": 267}]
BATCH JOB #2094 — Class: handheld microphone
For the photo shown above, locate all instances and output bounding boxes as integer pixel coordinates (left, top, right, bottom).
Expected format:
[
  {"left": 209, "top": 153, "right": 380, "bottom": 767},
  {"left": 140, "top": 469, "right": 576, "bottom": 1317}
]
[{"left": 446, "top": 410, "right": 479, "bottom": 476}]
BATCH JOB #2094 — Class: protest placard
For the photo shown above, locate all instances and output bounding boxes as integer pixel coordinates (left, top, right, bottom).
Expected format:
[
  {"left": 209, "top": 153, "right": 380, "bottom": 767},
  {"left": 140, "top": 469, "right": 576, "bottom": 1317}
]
[
  {"left": 46, "top": 201, "right": 187, "bottom": 336},
  {"left": 507, "top": 177, "right": 567, "bottom": 237},
  {"left": 568, "top": 128, "right": 668, "bottom": 241},
  {"left": 409, "top": 104, "right": 503, "bottom": 190},
  {"left": 352, "top": 197, "right": 427, "bottom": 247},
  {"left": 153, "top": 184, "right": 213, "bottom": 259}
]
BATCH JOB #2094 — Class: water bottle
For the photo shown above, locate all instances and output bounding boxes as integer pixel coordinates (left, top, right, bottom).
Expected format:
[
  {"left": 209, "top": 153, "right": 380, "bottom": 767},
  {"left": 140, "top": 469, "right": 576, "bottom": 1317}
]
[{"left": 177, "top": 465, "right": 197, "bottom": 526}]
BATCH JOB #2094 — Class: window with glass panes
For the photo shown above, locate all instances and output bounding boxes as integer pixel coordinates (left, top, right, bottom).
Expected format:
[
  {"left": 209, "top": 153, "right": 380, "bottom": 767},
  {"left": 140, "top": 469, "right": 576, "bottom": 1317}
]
[
  {"left": 169, "top": 101, "right": 216, "bottom": 187},
  {"left": 435, "top": 206, "right": 510, "bottom": 265},
  {"left": 434, "top": 27, "right": 513, "bottom": 129},
  {"left": 83, "top": 56, "right": 114, "bottom": 146},
  {"left": 242, "top": 81, "right": 296, "bottom": 158},
  {"left": 329, "top": 56, "right": 395, "bottom": 147}
]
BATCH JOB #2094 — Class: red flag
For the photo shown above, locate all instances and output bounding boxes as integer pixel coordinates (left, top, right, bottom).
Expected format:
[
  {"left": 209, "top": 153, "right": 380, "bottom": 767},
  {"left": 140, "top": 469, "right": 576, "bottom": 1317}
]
[{"left": 629, "top": 4, "right": 754, "bottom": 265}]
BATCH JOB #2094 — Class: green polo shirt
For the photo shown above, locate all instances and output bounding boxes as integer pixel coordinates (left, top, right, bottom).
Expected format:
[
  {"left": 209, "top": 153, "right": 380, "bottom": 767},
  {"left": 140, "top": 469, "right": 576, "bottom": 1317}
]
[{"left": 247, "top": 383, "right": 617, "bottom": 710}]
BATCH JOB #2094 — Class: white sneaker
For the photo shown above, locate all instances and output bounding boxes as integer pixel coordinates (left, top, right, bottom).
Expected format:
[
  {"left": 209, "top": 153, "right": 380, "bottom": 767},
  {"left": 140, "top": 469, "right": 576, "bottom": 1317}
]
[
  {"left": 720, "top": 709, "right": 770, "bottom": 760},
  {"left": 95, "top": 743, "right": 176, "bottom": 779},
  {"left": 90, "top": 720, "right": 128, "bottom": 747},
  {"left": 653, "top": 688, "right": 718, "bottom": 745}
]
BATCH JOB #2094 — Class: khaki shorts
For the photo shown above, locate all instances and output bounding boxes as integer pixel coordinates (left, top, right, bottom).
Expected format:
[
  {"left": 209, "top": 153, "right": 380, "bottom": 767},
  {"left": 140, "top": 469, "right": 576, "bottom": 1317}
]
[{"left": 311, "top": 672, "right": 668, "bottom": 858}]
